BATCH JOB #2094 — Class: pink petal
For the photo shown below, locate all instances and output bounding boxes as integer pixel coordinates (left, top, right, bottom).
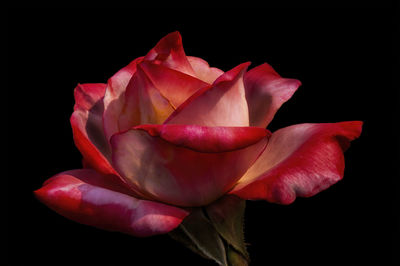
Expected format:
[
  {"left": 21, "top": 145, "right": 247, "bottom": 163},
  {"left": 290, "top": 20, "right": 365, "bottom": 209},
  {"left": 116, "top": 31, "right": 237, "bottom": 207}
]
[
  {"left": 187, "top": 56, "right": 224, "bottom": 84},
  {"left": 137, "top": 61, "right": 209, "bottom": 108},
  {"left": 34, "top": 169, "right": 188, "bottom": 237},
  {"left": 164, "top": 62, "right": 251, "bottom": 127},
  {"left": 70, "top": 83, "right": 116, "bottom": 176},
  {"left": 117, "top": 64, "right": 175, "bottom": 130},
  {"left": 230, "top": 122, "right": 363, "bottom": 204},
  {"left": 244, "top": 63, "right": 302, "bottom": 128},
  {"left": 111, "top": 125, "right": 270, "bottom": 207},
  {"left": 144, "top": 31, "right": 195, "bottom": 77},
  {"left": 103, "top": 56, "right": 144, "bottom": 142}
]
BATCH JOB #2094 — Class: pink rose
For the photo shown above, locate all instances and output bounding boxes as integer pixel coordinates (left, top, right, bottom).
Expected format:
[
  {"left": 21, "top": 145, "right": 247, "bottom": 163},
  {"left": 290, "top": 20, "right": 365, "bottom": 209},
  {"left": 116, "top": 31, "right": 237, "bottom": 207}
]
[{"left": 35, "top": 31, "right": 362, "bottom": 238}]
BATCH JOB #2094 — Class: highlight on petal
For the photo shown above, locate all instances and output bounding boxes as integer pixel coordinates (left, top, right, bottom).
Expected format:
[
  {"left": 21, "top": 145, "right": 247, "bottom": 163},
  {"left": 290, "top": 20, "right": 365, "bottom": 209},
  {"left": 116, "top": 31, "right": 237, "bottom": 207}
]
[
  {"left": 34, "top": 169, "right": 189, "bottom": 237},
  {"left": 187, "top": 56, "right": 224, "bottom": 84},
  {"left": 164, "top": 62, "right": 251, "bottom": 127},
  {"left": 230, "top": 121, "right": 363, "bottom": 204},
  {"left": 244, "top": 63, "right": 301, "bottom": 128},
  {"left": 103, "top": 56, "right": 144, "bottom": 142},
  {"left": 144, "top": 31, "right": 196, "bottom": 77},
  {"left": 111, "top": 124, "right": 270, "bottom": 207},
  {"left": 70, "top": 83, "right": 116, "bottom": 176}
]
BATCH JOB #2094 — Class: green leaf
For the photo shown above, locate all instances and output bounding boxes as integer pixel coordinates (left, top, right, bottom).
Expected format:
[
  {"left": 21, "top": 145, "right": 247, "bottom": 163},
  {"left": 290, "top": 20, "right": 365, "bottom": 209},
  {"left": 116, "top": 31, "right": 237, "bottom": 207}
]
[
  {"left": 206, "top": 195, "right": 249, "bottom": 261},
  {"left": 168, "top": 224, "right": 210, "bottom": 260},
  {"left": 169, "top": 195, "right": 250, "bottom": 265},
  {"left": 227, "top": 245, "right": 249, "bottom": 266},
  {"left": 170, "top": 208, "right": 228, "bottom": 266}
]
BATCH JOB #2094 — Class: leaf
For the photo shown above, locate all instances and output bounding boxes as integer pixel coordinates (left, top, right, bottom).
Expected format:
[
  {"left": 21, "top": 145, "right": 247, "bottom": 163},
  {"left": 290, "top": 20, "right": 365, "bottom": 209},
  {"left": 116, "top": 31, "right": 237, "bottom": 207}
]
[
  {"left": 226, "top": 245, "right": 249, "bottom": 266},
  {"left": 170, "top": 208, "right": 228, "bottom": 266},
  {"left": 168, "top": 224, "right": 210, "bottom": 260},
  {"left": 206, "top": 195, "right": 249, "bottom": 260}
]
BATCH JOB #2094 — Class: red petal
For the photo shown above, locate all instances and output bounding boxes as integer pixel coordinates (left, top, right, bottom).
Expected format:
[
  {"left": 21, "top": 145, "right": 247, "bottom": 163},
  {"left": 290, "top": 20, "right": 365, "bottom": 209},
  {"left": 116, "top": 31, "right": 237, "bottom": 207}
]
[
  {"left": 244, "top": 63, "right": 301, "bottom": 128},
  {"left": 103, "top": 56, "right": 144, "bottom": 142},
  {"left": 138, "top": 61, "right": 209, "bottom": 108},
  {"left": 34, "top": 169, "right": 188, "bottom": 237},
  {"left": 187, "top": 56, "right": 224, "bottom": 84},
  {"left": 70, "top": 83, "right": 116, "bottom": 176},
  {"left": 111, "top": 125, "right": 270, "bottom": 207},
  {"left": 71, "top": 112, "right": 114, "bottom": 174},
  {"left": 164, "top": 62, "right": 251, "bottom": 127},
  {"left": 135, "top": 124, "right": 270, "bottom": 152},
  {"left": 230, "top": 122, "right": 363, "bottom": 204},
  {"left": 117, "top": 64, "right": 175, "bottom": 130},
  {"left": 144, "top": 31, "right": 195, "bottom": 77},
  {"left": 73, "top": 83, "right": 106, "bottom": 112}
]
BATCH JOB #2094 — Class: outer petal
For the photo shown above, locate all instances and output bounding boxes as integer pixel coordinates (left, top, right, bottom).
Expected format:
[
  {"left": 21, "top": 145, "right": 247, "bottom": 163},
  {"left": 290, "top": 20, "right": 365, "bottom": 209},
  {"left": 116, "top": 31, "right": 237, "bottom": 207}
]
[
  {"left": 244, "top": 63, "right": 301, "bottom": 128},
  {"left": 111, "top": 125, "right": 270, "bottom": 207},
  {"left": 34, "top": 169, "right": 189, "bottom": 237},
  {"left": 137, "top": 61, "right": 209, "bottom": 108},
  {"left": 74, "top": 83, "right": 106, "bottom": 112},
  {"left": 187, "top": 56, "right": 224, "bottom": 84},
  {"left": 71, "top": 83, "right": 116, "bottom": 176},
  {"left": 144, "top": 31, "right": 196, "bottom": 77},
  {"left": 164, "top": 62, "right": 251, "bottom": 127},
  {"left": 103, "top": 56, "right": 144, "bottom": 142},
  {"left": 230, "top": 122, "right": 363, "bottom": 204}
]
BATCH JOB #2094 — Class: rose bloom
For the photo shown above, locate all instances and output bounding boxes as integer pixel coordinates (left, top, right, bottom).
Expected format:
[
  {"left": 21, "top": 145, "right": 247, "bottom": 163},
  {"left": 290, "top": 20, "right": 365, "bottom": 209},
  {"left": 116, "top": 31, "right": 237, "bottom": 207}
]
[{"left": 35, "top": 32, "right": 362, "bottom": 237}]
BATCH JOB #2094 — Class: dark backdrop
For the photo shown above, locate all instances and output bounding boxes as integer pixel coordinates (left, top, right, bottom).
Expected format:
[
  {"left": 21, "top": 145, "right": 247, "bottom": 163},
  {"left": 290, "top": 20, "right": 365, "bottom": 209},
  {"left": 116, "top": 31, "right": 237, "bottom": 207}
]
[{"left": 7, "top": 8, "right": 398, "bottom": 265}]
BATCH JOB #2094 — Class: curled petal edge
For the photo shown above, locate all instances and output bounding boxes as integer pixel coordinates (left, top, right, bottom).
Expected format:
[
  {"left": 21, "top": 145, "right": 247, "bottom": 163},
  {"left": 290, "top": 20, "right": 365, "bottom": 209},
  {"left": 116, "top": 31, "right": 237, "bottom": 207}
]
[{"left": 230, "top": 121, "right": 363, "bottom": 204}]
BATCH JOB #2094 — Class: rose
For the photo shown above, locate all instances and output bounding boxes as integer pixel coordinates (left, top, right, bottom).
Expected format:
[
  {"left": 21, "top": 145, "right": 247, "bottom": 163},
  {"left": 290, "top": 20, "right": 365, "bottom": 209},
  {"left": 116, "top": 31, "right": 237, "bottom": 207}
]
[{"left": 35, "top": 31, "right": 362, "bottom": 241}]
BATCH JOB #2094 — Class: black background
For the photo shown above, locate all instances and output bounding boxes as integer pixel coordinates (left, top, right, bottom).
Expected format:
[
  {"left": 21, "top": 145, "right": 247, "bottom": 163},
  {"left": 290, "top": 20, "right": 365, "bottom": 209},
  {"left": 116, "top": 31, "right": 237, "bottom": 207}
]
[{"left": 7, "top": 7, "right": 398, "bottom": 265}]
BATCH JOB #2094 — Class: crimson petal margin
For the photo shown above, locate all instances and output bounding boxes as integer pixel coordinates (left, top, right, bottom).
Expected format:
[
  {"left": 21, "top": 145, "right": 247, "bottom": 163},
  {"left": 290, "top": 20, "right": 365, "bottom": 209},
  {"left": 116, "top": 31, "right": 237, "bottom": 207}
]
[
  {"left": 70, "top": 83, "right": 116, "bottom": 176},
  {"left": 144, "top": 31, "right": 196, "bottom": 77},
  {"left": 111, "top": 124, "right": 270, "bottom": 207},
  {"left": 230, "top": 121, "right": 363, "bottom": 204},
  {"left": 74, "top": 83, "right": 106, "bottom": 112},
  {"left": 244, "top": 63, "right": 302, "bottom": 128},
  {"left": 164, "top": 62, "right": 251, "bottom": 127},
  {"left": 34, "top": 169, "right": 189, "bottom": 237}
]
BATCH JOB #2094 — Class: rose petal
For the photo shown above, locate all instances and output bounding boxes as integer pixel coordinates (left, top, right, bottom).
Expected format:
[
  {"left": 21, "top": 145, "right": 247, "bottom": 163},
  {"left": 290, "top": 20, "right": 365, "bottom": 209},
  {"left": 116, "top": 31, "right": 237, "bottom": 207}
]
[
  {"left": 34, "top": 169, "right": 188, "bottom": 237},
  {"left": 72, "top": 84, "right": 148, "bottom": 198},
  {"left": 187, "top": 56, "right": 224, "bottom": 84},
  {"left": 137, "top": 61, "right": 209, "bottom": 108},
  {"left": 103, "top": 56, "right": 144, "bottom": 142},
  {"left": 70, "top": 83, "right": 116, "bottom": 176},
  {"left": 73, "top": 83, "right": 106, "bottom": 112},
  {"left": 144, "top": 31, "right": 195, "bottom": 77},
  {"left": 230, "top": 121, "right": 363, "bottom": 204},
  {"left": 135, "top": 124, "right": 270, "bottom": 152},
  {"left": 71, "top": 112, "right": 116, "bottom": 175},
  {"left": 117, "top": 64, "right": 175, "bottom": 130},
  {"left": 111, "top": 125, "right": 270, "bottom": 207},
  {"left": 244, "top": 63, "right": 302, "bottom": 128},
  {"left": 164, "top": 62, "right": 251, "bottom": 127}
]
